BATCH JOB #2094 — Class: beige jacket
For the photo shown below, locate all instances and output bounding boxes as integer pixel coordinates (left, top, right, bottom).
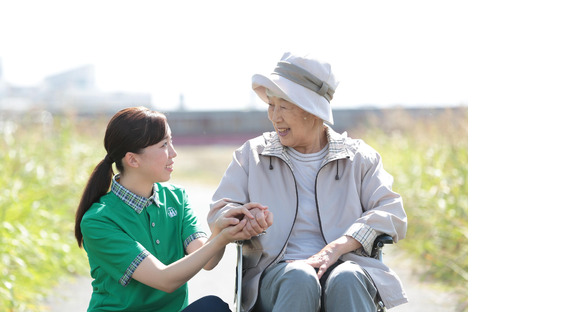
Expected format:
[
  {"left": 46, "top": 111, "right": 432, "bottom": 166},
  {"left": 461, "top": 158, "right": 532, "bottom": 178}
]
[{"left": 209, "top": 127, "right": 408, "bottom": 311}]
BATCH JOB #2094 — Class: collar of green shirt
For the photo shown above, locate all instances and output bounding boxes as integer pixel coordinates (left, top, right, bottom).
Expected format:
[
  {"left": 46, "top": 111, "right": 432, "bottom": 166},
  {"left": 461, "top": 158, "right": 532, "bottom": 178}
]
[{"left": 111, "top": 174, "right": 161, "bottom": 214}]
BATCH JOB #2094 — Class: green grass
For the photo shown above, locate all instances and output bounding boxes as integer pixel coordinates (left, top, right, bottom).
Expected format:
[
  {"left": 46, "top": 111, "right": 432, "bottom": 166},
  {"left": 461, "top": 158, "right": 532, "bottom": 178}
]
[
  {"left": 0, "top": 114, "right": 104, "bottom": 311},
  {"left": 361, "top": 107, "right": 468, "bottom": 309}
]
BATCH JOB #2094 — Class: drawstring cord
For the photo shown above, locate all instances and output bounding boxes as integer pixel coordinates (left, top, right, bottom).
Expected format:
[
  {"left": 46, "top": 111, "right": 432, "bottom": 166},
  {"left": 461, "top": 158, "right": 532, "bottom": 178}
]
[
  {"left": 269, "top": 156, "right": 273, "bottom": 170},
  {"left": 335, "top": 156, "right": 350, "bottom": 180}
]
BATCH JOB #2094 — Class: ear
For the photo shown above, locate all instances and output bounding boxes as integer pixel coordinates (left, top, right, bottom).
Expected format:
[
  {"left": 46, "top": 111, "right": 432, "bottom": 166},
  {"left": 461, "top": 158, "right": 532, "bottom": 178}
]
[{"left": 123, "top": 152, "right": 141, "bottom": 168}]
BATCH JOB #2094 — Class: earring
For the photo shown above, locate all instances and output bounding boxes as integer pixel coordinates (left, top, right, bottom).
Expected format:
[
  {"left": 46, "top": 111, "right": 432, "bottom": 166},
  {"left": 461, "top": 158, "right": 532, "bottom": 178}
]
[{"left": 304, "top": 117, "right": 307, "bottom": 120}]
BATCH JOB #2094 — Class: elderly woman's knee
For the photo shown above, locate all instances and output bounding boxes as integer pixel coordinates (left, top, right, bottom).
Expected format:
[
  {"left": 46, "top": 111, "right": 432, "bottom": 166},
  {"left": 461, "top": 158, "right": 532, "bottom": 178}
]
[
  {"left": 326, "top": 261, "right": 368, "bottom": 288},
  {"left": 282, "top": 262, "right": 321, "bottom": 291}
]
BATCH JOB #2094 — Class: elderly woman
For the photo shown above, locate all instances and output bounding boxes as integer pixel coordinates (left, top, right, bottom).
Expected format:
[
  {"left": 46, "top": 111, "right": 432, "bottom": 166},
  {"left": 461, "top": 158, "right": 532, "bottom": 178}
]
[{"left": 208, "top": 52, "right": 408, "bottom": 312}]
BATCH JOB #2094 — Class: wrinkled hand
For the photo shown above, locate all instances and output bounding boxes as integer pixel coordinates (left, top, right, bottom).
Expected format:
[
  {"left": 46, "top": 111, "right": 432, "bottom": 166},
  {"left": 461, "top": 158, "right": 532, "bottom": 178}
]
[
  {"left": 303, "top": 236, "right": 362, "bottom": 279},
  {"left": 303, "top": 244, "right": 342, "bottom": 279},
  {"left": 241, "top": 203, "right": 274, "bottom": 238}
]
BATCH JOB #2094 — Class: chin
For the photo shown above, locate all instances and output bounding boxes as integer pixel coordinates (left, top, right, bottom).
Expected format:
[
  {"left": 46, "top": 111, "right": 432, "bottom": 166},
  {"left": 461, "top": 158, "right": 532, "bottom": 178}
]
[{"left": 159, "top": 175, "right": 172, "bottom": 183}]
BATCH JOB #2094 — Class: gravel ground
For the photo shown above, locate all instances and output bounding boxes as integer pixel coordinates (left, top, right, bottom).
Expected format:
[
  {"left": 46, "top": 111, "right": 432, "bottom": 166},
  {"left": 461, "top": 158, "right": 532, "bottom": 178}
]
[{"left": 45, "top": 183, "right": 461, "bottom": 311}]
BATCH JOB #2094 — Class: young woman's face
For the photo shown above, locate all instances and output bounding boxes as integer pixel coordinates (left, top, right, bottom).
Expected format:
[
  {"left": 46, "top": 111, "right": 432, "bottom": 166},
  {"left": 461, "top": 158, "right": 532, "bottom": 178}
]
[
  {"left": 267, "top": 96, "right": 320, "bottom": 153},
  {"left": 137, "top": 125, "right": 178, "bottom": 183}
]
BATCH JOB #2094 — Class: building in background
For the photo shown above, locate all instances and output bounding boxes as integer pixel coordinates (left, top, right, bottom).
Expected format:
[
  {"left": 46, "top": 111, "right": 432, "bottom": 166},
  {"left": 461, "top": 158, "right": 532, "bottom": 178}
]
[{"left": 0, "top": 63, "right": 150, "bottom": 114}]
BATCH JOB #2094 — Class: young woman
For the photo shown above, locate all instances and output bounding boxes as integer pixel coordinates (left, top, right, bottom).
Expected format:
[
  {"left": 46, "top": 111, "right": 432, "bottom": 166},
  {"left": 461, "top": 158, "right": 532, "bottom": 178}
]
[{"left": 74, "top": 107, "right": 266, "bottom": 312}]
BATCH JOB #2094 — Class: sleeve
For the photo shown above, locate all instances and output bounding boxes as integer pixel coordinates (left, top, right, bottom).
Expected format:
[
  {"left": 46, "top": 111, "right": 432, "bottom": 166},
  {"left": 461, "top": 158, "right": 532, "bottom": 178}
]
[
  {"left": 345, "top": 223, "right": 379, "bottom": 256},
  {"left": 208, "top": 143, "right": 251, "bottom": 226},
  {"left": 81, "top": 215, "right": 149, "bottom": 286},
  {"left": 355, "top": 145, "right": 407, "bottom": 246},
  {"left": 180, "top": 189, "right": 208, "bottom": 250}
]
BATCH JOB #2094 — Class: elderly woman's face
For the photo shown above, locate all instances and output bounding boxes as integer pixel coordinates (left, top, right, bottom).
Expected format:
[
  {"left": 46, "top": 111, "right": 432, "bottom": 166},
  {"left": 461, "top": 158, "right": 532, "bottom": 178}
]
[{"left": 267, "top": 96, "right": 322, "bottom": 153}]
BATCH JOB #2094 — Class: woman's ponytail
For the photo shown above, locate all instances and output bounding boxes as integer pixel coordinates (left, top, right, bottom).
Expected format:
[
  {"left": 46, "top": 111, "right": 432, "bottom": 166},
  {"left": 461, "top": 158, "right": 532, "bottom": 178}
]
[{"left": 74, "top": 156, "right": 114, "bottom": 247}]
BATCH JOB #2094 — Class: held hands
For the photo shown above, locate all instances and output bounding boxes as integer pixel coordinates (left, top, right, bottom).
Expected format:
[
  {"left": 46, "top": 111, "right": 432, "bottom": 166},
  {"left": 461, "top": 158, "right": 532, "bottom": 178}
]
[
  {"left": 211, "top": 203, "right": 273, "bottom": 244},
  {"left": 240, "top": 203, "right": 274, "bottom": 237},
  {"left": 211, "top": 206, "right": 254, "bottom": 243}
]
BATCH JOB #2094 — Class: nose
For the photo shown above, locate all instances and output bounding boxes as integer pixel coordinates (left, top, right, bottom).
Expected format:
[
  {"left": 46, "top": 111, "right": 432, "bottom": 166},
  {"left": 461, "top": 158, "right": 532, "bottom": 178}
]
[
  {"left": 169, "top": 143, "right": 178, "bottom": 158},
  {"left": 269, "top": 105, "right": 283, "bottom": 123}
]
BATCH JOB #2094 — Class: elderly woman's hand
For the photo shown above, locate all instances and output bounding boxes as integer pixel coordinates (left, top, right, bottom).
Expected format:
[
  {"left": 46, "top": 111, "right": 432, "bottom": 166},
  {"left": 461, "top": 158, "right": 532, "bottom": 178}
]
[
  {"left": 304, "top": 236, "right": 362, "bottom": 279},
  {"left": 241, "top": 202, "right": 273, "bottom": 237}
]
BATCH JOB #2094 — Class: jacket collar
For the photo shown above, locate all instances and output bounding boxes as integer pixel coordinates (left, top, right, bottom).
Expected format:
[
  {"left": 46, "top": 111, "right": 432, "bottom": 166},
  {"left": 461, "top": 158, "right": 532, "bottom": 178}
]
[{"left": 261, "top": 125, "right": 352, "bottom": 165}]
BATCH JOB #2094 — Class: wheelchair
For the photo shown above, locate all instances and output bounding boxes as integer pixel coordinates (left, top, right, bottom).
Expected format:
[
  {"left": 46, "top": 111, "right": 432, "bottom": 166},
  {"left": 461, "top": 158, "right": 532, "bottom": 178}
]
[{"left": 234, "top": 234, "right": 394, "bottom": 312}]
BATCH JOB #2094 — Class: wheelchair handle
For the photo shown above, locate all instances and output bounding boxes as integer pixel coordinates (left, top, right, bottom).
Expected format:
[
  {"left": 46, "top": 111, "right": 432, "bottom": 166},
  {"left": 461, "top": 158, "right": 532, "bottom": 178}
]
[{"left": 375, "top": 234, "right": 394, "bottom": 247}]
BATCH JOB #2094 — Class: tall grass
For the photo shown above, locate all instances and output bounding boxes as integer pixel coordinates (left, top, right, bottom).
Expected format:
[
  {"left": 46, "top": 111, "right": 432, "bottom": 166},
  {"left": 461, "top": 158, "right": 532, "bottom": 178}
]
[
  {"left": 360, "top": 107, "right": 468, "bottom": 310},
  {"left": 0, "top": 112, "right": 104, "bottom": 311}
]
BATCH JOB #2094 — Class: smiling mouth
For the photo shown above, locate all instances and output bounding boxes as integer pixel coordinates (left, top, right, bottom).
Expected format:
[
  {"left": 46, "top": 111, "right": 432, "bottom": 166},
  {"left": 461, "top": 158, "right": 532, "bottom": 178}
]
[{"left": 277, "top": 128, "right": 289, "bottom": 136}]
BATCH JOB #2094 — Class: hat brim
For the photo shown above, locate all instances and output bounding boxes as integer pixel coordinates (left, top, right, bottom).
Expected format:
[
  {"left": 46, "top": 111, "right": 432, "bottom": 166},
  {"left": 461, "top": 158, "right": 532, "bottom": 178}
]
[{"left": 252, "top": 73, "right": 334, "bottom": 125}]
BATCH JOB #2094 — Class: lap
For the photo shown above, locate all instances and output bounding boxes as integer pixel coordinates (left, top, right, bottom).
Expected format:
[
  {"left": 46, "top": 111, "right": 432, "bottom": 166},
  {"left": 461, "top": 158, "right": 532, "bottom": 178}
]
[
  {"left": 257, "top": 260, "right": 377, "bottom": 311},
  {"left": 261, "top": 260, "right": 367, "bottom": 288}
]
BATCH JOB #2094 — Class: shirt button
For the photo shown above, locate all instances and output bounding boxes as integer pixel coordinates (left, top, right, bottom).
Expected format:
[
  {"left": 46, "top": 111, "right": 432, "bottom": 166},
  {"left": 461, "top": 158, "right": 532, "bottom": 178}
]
[
  {"left": 156, "top": 239, "right": 160, "bottom": 245},
  {"left": 151, "top": 222, "right": 156, "bottom": 227}
]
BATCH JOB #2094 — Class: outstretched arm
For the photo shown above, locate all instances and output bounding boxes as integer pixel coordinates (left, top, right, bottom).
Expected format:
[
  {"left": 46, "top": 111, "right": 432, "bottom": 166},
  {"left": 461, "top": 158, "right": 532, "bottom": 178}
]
[{"left": 132, "top": 210, "right": 252, "bottom": 293}]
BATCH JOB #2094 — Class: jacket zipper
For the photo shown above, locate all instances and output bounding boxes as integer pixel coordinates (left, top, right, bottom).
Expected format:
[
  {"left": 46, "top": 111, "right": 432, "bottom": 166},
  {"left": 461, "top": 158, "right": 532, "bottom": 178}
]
[
  {"left": 252, "top": 154, "right": 300, "bottom": 311},
  {"left": 315, "top": 157, "right": 386, "bottom": 310},
  {"left": 313, "top": 159, "right": 336, "bottom": 245}
]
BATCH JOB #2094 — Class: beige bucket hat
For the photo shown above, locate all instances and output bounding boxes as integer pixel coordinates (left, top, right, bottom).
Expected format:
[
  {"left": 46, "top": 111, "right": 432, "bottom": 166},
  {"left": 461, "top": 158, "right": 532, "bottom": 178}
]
[{"left": 252, "top": 52, "right": 339, "bottom": 124}]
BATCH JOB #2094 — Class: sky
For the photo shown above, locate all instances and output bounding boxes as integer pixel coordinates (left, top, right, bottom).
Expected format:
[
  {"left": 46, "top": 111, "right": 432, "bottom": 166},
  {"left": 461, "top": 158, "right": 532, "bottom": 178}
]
[{"left": 0, "top": 0, "right": 468, "bottom": 111}]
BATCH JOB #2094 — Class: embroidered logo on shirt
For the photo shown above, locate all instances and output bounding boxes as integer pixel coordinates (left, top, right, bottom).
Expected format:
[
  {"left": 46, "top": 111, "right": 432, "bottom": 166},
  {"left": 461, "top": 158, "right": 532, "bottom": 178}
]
[{"left": 167, "top": 207, "right": 178, "bottom": 218}]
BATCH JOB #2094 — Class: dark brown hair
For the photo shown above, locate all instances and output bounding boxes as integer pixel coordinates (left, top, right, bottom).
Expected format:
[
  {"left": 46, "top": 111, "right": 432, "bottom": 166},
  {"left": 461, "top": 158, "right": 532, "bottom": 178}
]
[{"left": 74, "top": 107, "right": 167, "bottom": 247}]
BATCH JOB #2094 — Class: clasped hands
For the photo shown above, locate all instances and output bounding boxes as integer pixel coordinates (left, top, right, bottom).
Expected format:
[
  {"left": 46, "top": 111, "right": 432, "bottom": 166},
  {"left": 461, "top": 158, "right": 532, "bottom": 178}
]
[{"left": 211, "top": 202, "right": 274, "bottom": 243}]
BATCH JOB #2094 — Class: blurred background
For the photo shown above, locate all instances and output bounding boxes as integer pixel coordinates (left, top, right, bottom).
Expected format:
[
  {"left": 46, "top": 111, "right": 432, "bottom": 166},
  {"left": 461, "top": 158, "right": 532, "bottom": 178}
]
[{"left": 1, "top": 1, "right": 468, "bottom": 311}]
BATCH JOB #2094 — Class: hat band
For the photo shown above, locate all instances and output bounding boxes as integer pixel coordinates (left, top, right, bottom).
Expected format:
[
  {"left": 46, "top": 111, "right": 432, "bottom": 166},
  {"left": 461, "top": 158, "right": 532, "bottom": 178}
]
[{"left": 272, "top": 61, "right": 335, "bottom": 102}]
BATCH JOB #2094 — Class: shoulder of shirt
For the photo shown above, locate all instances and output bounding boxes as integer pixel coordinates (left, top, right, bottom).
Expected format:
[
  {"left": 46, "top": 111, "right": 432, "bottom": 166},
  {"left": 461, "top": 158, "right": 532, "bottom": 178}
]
[{"left": 81, "top": 193, "right": 119, "bottom": 224}]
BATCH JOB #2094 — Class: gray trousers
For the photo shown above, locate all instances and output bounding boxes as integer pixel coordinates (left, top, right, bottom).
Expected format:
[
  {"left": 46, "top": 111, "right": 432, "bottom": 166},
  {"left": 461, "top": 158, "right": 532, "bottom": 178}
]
[{"left": 255, "top": 260, "right": 377, "bottom": 312}]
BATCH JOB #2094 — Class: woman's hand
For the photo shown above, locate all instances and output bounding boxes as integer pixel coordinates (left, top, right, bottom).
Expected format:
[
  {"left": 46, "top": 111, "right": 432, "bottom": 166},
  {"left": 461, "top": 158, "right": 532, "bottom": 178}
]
[
  {"left": 210, "top": 206, "right": 255, "bottom": 234},
  {"left": 242, "top": 203, "right": 274, "bottom": 237},
  {"left": 218, "top": 218, "right": 252, "bottom": 243},
  {"left": 303, "top": 236, "right": 362, "bottom": 279}
]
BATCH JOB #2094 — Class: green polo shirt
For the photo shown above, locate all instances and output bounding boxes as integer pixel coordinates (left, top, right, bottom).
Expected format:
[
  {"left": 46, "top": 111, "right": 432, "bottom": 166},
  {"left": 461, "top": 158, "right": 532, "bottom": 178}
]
[{"left": 81, "top": 176, "right": 206, "bottom": 312}]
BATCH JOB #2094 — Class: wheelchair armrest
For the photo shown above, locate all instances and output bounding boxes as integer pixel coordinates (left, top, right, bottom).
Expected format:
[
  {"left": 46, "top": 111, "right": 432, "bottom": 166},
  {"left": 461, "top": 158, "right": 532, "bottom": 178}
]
[{"left": 370, "top": 234, "right": 394, "bottom": 258}]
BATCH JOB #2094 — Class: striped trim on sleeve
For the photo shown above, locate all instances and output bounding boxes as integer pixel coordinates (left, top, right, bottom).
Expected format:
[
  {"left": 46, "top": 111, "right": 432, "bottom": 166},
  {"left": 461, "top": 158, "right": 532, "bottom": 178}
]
[
  {"left": 183, "top": 231, "right": 208, "bottom": 250},
  {"left": 119, "top": 250, "right": 151, "bottom": 286}
]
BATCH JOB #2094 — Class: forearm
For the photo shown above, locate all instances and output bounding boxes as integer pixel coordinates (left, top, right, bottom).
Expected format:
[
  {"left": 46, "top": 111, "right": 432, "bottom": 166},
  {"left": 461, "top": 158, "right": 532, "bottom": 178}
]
[
  {"left": 133, "top": 235, "right": 229, "bottom": 293},
  {"left": 330, "top": 235, "right": 363, "bottom": 256},
  {"left": 203, "top": 232, "right": 227, "bottom": 270}
]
